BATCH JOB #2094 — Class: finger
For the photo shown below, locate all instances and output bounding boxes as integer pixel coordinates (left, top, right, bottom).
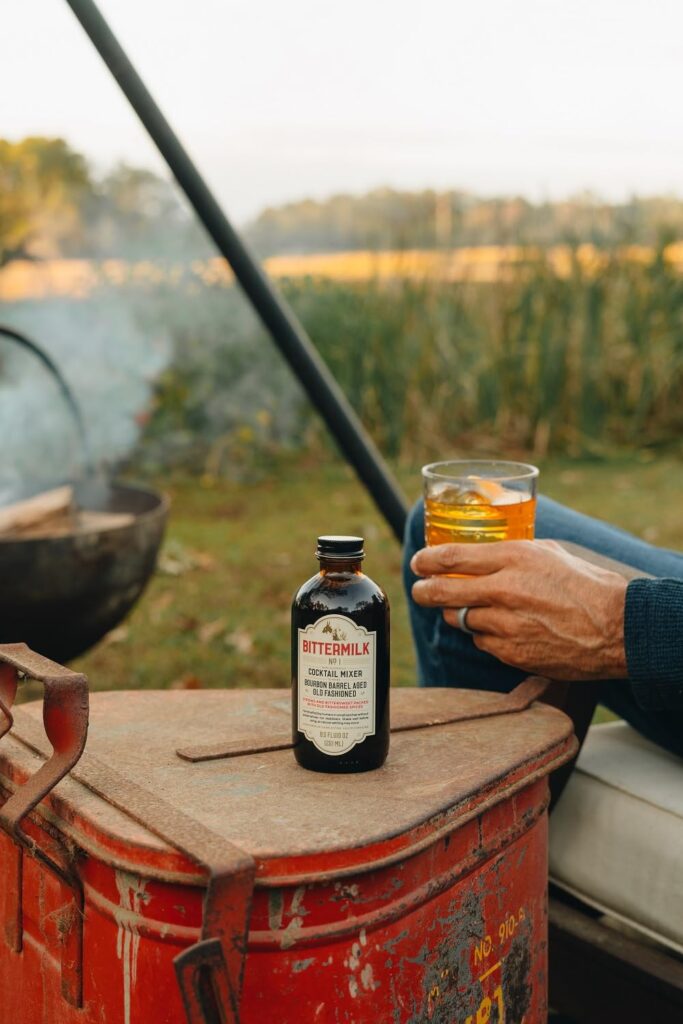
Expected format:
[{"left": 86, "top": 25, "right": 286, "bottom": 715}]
[
  {"left": 472, "top": 632, "right": 495, "bottom": 655},
  {"left": 471, "top": 632, "right": 524, "bottom": 668},
  {"left": 412, "top": 575, "right": 497, "bottom": 608},
  {"left": 410, "top": 541, "right": 526, "bottom": 577}
]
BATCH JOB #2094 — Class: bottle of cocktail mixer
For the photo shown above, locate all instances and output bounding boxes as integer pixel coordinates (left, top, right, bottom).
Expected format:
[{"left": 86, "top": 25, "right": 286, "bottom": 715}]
[{"left": 292, "top": 535, "right": 390, "bottom": 773}]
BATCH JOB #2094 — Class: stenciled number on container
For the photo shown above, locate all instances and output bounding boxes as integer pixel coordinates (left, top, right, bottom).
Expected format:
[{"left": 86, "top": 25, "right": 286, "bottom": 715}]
[{"left": 465, "top": 984, "right": 505, "bottom": 1024}]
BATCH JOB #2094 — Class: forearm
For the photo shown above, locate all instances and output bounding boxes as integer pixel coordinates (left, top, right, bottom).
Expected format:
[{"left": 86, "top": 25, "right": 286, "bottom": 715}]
[{"left": 625, "top": 578, "right": 683, "bottom": 710}]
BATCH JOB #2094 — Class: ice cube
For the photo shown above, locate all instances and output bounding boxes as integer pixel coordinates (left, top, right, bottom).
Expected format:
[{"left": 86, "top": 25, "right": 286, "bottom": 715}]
[
  {"left": 457, "top": 489, "right": 490, "bottom": 505},
  {"left": 433, "top": 484, "right": 488, "bottom": 505},
  {"left": 467, "top": 477, "right": 525, "bottom": 506},
  {"left": 492, "top": 486, "right": 526, "bottom": 506}
]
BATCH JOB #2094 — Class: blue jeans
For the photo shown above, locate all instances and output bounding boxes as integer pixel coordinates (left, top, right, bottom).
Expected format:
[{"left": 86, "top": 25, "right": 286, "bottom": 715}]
[{"left": 403, "top": 496, "right": 683, "bottom": 757}]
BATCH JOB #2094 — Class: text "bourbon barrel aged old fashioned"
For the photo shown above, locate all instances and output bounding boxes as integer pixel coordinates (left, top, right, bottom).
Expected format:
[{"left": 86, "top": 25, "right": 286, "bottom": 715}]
[{"left": 292, "top": 535, "right": 390, "bottom": 772}]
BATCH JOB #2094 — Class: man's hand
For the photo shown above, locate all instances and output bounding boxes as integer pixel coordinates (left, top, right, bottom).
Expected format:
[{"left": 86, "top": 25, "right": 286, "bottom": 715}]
[{"left": 411, "top": 540, "right": 628, "bottom": 680}]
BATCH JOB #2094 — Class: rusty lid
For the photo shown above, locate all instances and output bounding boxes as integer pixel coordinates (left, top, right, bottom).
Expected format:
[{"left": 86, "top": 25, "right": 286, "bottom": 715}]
[{"left": 1, "top": 688, "right": 574, "bottom": 882}]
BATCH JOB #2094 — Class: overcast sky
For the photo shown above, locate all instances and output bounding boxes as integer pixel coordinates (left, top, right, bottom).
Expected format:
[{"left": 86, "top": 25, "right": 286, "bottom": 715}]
[{"left": 3, "top": 0, "right": 683, "bottom": 222}]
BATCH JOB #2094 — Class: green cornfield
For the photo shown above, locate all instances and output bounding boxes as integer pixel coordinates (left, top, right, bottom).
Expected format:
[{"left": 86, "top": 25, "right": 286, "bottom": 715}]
[
  {"left": 282, "top": 248, "right": 683, "bottom": 462},
  {"left": 125, "top": 244, "right": 683, "bottom": 470}
]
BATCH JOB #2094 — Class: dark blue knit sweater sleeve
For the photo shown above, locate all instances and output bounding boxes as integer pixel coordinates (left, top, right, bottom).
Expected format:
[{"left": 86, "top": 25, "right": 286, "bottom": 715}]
[{"left": 624, "top": 578, "right": 683, "bottom": 710}]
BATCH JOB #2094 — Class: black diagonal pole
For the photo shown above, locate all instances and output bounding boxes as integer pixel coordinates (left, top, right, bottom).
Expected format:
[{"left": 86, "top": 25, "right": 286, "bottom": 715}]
[{"left": 65, "top": 0, "right": 409, "bottom": 542}]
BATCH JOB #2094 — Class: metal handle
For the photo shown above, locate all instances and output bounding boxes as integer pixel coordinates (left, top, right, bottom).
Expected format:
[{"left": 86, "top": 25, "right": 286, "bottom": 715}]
[
  {"left": 174, "top": 864, "right": 254, "bottom": 1024},
  {"left": 0, "top": 324, "right": 93, "bottom": 476},
  {"left": 0, "top": 662, "right": 18, "bottom": 742},
  {"left": 0, "top": 644, "right": 89, "bottom": 1006},
  {"left": 175, "top": 937, "right": 235, "bottom": 1024},
  {"left": 0, "top": 643, "right": 89, "bottom": 859}
]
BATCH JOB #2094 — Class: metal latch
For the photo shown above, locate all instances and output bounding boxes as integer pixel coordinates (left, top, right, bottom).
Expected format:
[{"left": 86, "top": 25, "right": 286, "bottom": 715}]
[
  {"left": 0, "top": 643, "right": 89, "bottom": 1007},
  {"left": 1, "top": 643, "right": 254, "bottom": 1024}
]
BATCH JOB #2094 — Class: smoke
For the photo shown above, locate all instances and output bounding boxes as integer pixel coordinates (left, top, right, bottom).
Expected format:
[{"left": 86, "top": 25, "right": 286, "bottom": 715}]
[
  {"left": 0, "top": 292, "right": 170, "bottom": 505},
  {"left": 0, "top": 257, "right": 318, "bottom": 504}
]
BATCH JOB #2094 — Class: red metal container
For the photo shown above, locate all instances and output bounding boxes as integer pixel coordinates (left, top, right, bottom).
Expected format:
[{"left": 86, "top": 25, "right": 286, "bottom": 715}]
[{"left": 0, "top": 647, "right": 574, "bottom": 1024}]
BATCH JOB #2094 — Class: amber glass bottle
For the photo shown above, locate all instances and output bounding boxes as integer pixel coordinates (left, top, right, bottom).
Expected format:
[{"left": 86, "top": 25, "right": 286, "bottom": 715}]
[{"left": 292, "top": 536, "right": 390, "bottom": 773}]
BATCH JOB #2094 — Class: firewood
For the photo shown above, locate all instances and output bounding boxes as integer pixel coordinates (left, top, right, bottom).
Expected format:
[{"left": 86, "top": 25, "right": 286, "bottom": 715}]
[
  {"left": 77, "top": 510, "right": 135, "bottom": 532},
  {"left": 0, "top": 486, "right": 74, "bottom": 537}
]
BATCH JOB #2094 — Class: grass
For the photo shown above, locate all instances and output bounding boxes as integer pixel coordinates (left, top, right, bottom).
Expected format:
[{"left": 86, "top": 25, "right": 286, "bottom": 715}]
[
  {"left": 73, "top": 453, "right": 413, "bottom": 693},
  {"left": 70, "top": 452, "right": 683, "bottom": 706}
]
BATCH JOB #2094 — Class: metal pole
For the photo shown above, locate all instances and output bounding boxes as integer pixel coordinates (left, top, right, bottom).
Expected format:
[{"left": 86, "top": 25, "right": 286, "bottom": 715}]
[{"left": 64, "top": 0, "right": 409, "bottom": 542}]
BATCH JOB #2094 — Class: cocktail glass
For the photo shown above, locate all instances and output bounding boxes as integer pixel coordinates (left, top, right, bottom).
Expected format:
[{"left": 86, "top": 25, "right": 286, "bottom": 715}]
[{"left": 422, "top": 460, "right": 539, "bottom": 546}]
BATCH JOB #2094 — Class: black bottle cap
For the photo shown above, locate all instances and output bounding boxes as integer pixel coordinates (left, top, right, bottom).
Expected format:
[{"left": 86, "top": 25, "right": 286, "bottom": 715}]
[{"left": 316, "top": 535, "right": 365, "bottom": 560}]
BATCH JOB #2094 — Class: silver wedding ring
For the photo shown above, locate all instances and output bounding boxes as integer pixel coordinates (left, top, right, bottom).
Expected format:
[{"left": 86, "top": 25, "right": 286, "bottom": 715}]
[{"left": 457, "top": 606, "right": 475, "bottom": 635}]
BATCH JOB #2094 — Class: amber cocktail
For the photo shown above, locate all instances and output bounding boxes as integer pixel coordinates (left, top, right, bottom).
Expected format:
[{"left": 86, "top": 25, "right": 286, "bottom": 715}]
[{"left": 423, "top": 461, "right": 539, "bottom": 546}]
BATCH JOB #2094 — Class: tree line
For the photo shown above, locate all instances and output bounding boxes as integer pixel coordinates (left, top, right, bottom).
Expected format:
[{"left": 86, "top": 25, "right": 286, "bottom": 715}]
[
  {"left": 0, "top": 136, "right": 207, "bottom": 267},
  {"left": 3, "top": 136, "right": 683, "bottom": 266},
  {"left": 247, "top": 188, "right": 683, "bottom": 256}
]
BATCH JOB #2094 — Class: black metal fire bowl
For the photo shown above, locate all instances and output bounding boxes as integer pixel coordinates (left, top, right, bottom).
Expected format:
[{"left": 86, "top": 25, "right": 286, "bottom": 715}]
[{"left": 0, "top": 481, "right": 168, "bottom": 663}]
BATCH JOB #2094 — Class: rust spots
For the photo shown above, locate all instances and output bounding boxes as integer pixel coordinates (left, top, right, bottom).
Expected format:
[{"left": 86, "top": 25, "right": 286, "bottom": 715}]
[
  {"left": 360, "top": 963, "right": 378, "bottom": 991},
  {"left": 114, "top": 871, "right": 149, "bottom": 1024},
  {"left": 521, "top": 808, "right": 536, "bottom": 830},
  {"left": 292, "top": 957, "right": 315, "bottom": 974},
  {"left": 291, "top": 885, "right": 309, "bottom": 917},
  {"left": 333, "top": 875, "right": 404, "bottom": 907},
  {"left": 266, "top": 886, "right": 311, "bottom": 949},
  {"left": 268, "top": 889, "right": 284, "bottom": 931},
  {"left": 502, "top": 933, "right": 532, "bottom": 1024},
  {"left": 396, "top": 882, "right": 537, "bottom": 1024},
  {"left": 280, "top": 916, "right": 305, "bottom": 950},
  {"left": 406, "top": 891, "right": 484, "bottom": 1024},
  {"left": 344, "top": 931, "right": 381, "bottom": 1002},
  {"left": 332, "top": 881, "right": 361, "bottom": 902},
  {"left": 347, "top": 941, "right": 362, "bottom": 971},
  {"left": 382, "top": 928, "right": 409, "bottom": 954},
  {"left": 264, "top": 886, "right": 313, "bottom": 951}
]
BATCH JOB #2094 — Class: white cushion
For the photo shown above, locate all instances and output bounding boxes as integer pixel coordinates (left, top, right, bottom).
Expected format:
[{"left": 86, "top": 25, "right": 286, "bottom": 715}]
[{"left": 549, "top": 721, "right": 683, "bottom": 955}]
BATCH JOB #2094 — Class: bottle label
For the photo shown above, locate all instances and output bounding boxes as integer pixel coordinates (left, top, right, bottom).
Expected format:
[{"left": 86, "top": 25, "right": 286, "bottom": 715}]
[{"left": 298, "top": 614, "right": 376, "bottom": 755}]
